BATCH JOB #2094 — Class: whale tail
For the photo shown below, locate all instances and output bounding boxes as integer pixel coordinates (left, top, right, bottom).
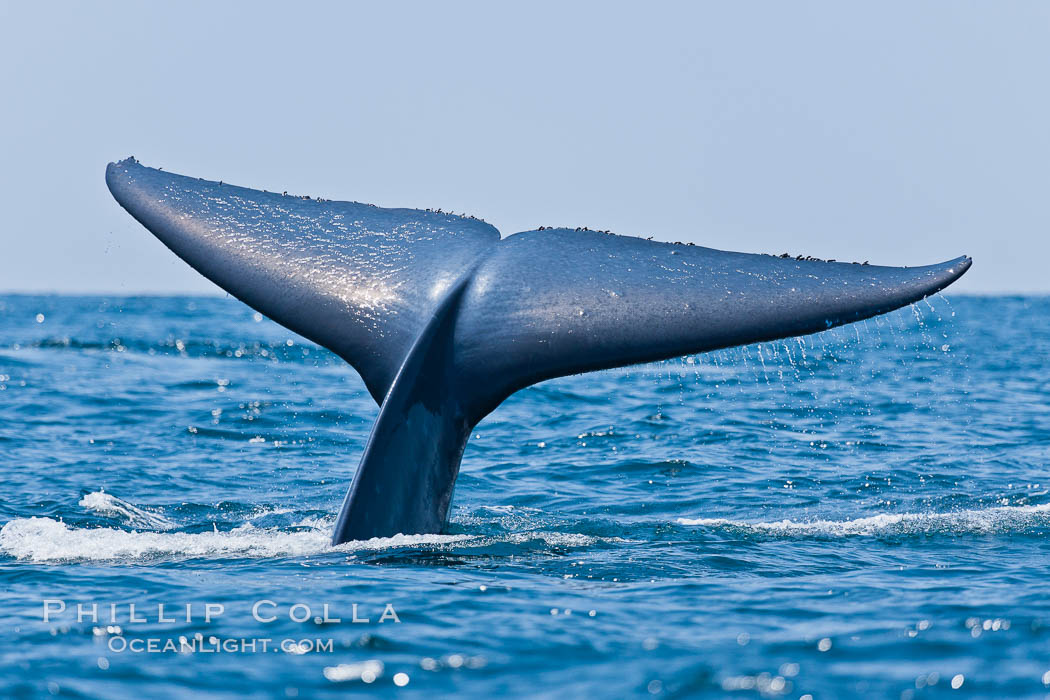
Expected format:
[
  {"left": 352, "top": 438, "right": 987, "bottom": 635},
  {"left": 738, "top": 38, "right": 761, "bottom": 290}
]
[
  {"left": 106, "top": 158, "right": 972, "bottom": 544},
  {"left": 331, "top": 275, "right": 475, "bottom": 543}
]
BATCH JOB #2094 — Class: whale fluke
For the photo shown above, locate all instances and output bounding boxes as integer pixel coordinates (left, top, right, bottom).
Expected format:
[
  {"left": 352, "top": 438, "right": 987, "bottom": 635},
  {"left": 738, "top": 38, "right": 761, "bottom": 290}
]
[
  {"left": 452, "top": 230, "right": 970, "bottom": 422},
  {"left": 105, "top": 158, "right": 498, "bottom": 404},
  {"left": 106, "top": 158, "right": 971, "bottom": 544}
]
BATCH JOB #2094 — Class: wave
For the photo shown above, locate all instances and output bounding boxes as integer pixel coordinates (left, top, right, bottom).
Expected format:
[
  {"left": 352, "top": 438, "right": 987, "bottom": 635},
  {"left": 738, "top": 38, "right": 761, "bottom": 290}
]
[
  {"left": 0, "top": 491, "right": 618, "bottom": 563},
  {"left": 0, "top": 518, "right": 617, "bottom": 563},
  {"left": 78, "top": 490, "right": 176, "bottom": 530},
  {"left": 0, "top": 517, "right": 473, "bottom": 563},
  {"left": 678, "top": 502, "right": 1050, "bottom": 536}
]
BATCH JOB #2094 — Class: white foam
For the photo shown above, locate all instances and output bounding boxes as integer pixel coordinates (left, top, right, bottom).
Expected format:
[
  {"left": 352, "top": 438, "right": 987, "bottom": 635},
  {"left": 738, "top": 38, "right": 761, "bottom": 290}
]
[
  {"left": 0, "top": 517, "right": 475, "bottom": 563},
  {"left": 0, "top": 490, "right": 624, "bottom": 563},
  {"left": 0, "top": 516, "right": 623, "bottom": 563},
  {"left": 678, "top": 502, "right": 1050, "bottom": 536},
  {"left": 78, "top": 490, "right": 176, "bottom": 530}
]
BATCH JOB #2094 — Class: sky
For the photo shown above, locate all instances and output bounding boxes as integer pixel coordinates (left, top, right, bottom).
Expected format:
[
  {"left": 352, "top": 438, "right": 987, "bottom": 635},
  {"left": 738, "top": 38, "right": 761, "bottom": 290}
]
[{"left": 0, "top": 1, "right": 1047, "bottom": 294}]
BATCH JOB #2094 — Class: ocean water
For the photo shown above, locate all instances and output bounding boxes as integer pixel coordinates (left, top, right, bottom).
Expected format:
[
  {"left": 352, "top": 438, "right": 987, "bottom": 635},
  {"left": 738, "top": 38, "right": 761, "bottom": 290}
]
[{"left": 1, "top": 294, "right": 1048, "bottom": 698}]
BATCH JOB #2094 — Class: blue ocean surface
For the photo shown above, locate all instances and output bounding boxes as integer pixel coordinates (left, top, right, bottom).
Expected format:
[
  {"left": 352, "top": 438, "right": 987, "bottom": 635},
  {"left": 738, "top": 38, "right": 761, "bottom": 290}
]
[{"left": 1, "top": 294, "right": 1048, "bottom": 698}]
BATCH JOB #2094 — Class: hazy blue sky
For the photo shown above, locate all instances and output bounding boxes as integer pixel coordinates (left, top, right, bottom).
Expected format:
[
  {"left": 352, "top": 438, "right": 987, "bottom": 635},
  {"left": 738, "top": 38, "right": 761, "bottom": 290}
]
[{"left": 1, "top": 2, "right": 1046, "bottom": 293}]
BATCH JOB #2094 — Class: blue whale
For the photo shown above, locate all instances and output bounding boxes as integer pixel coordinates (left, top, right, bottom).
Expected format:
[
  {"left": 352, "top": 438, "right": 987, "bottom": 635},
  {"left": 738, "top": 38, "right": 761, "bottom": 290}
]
[{"left": 105, "top": 158, "right": 971, "bottom": 544}]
